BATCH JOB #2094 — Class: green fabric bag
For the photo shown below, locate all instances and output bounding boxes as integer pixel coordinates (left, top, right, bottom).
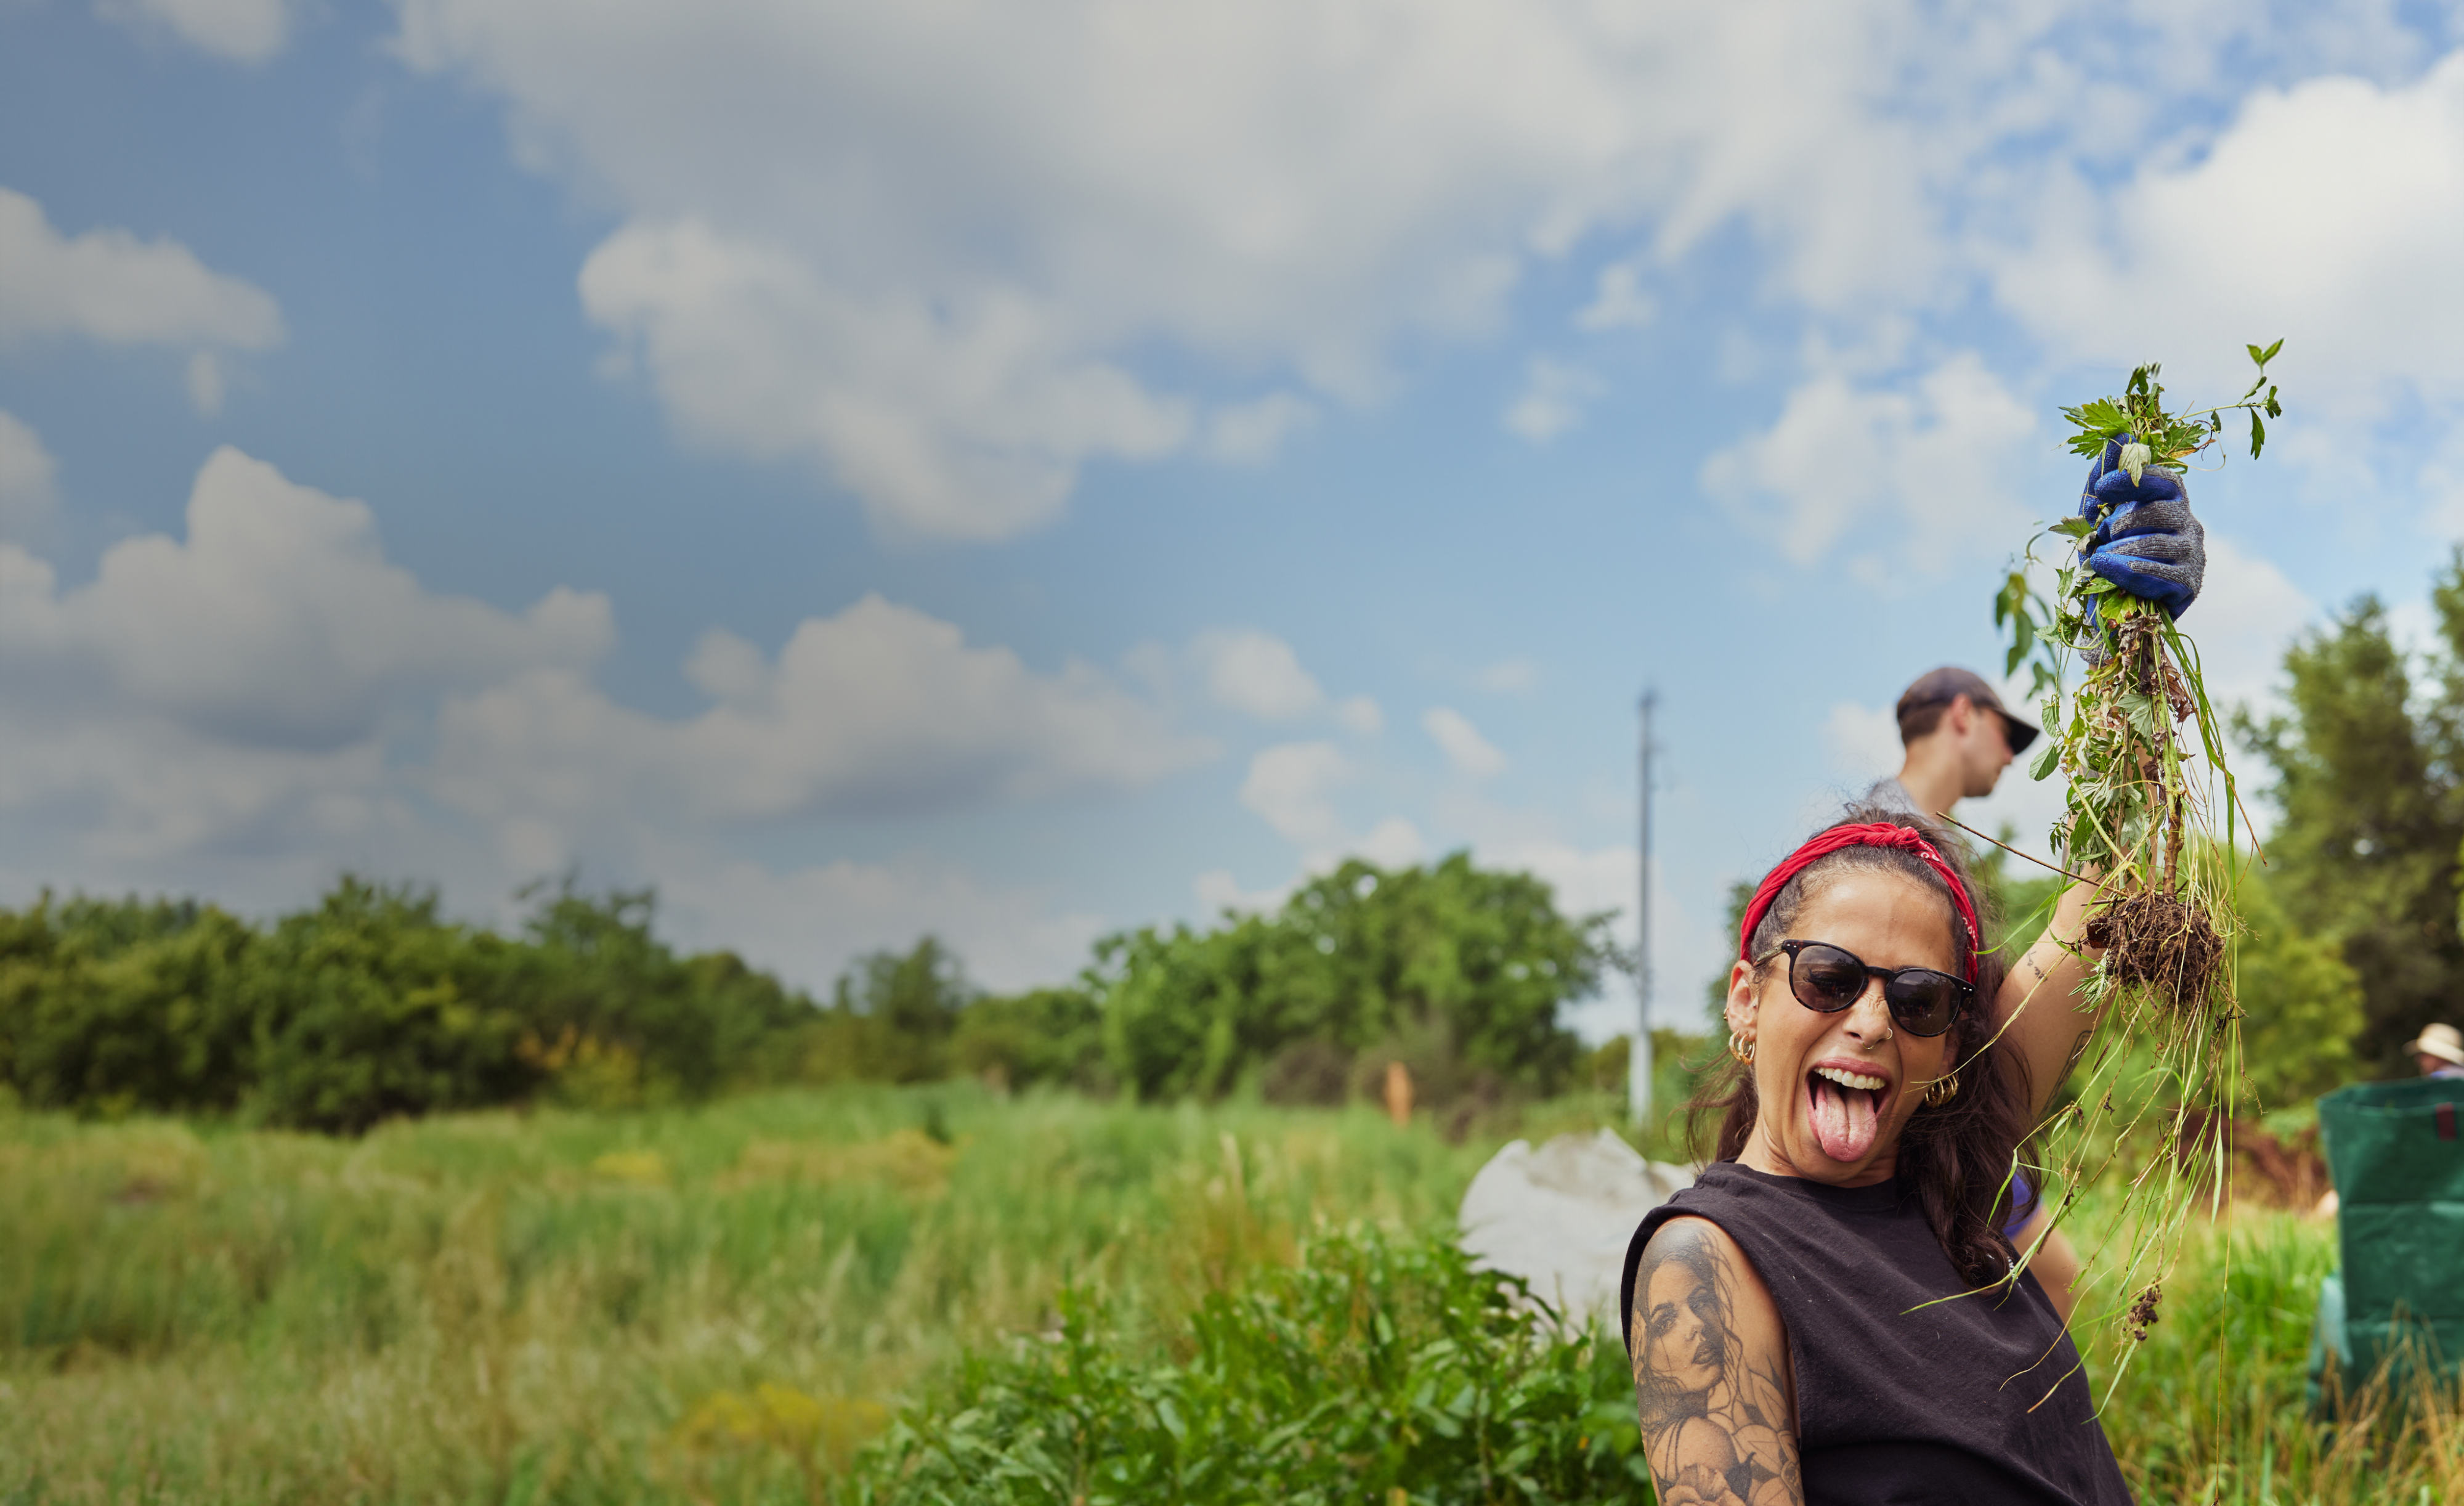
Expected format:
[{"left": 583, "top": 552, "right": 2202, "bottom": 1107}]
[{"left": 2311, "top": 1077, "right": 2464, "bottom": 1404}]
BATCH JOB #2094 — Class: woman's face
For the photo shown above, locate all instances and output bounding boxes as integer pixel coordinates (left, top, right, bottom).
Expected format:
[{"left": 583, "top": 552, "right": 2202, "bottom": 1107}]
[
  {"left": 1641, "top": 1258, "right": 1725, "bottom": 1398},
  {"left": 1724, "top": 869, "right": 1961, "bottom": 1189}
]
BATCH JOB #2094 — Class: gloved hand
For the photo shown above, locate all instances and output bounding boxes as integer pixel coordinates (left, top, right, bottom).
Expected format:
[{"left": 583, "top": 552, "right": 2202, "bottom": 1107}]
[{"left": 2078, "top": 433, "right": 2205, "bottom": 619}]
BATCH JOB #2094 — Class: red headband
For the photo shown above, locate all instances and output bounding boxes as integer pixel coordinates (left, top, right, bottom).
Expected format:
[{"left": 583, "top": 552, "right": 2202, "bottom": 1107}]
[{"left": 1737, "top": 822, "right": 1982, "bottom": 982}]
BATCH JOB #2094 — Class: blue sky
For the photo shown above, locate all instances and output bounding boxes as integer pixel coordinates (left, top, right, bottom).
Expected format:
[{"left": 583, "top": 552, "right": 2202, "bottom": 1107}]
[{"left": 4, "top": 0, "right": 2463, "bottom": 1038}]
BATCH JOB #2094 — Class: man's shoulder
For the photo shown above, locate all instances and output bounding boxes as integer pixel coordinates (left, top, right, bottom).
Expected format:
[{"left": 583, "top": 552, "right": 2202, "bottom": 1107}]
[{"left": 1862, "top": 777, "right": 1920, "bottom": 814}]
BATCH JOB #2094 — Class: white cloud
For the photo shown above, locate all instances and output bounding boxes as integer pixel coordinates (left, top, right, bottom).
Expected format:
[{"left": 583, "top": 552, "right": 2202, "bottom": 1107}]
[
  {"left": 1502, "top": 357, "right": 1603, "bottom": 443},
  {"left": 1993, "top": 53, "right": 2464, "bottom": 410},
  {"left": 390, "top": 0, "right": 2140, "bottom": 537},
  {"left": 1355, "top": 816, "right": 1429, "bottom": 869},
  {"left": 1822, "top": 701, "right": 1903, "bottom": 781},
  {"left": 577, "top": 219, "right": 1192, "bottom": 540},
  {"left": 1205, "top": 392, "right": 1316, "bottom": 464},
  {"left": 1700, "top": 352, "right": 2035, "bottom": 570},
  {"left": 0, "top": 410, "right": 59, "bottom": 540},
  {"left": 1422, "top": 706, "right": 1508, "bottom": 778},
  {"left": 429, "top": 595, "right": 1209, "bottom": 839},
  {"left": 0, "top": 448, "right": 607, "bottom": 863},
  {"left": 659, "top": 851, "right": 1104, "bottom": 994},
  {"left": 1194, "top": 866, "right": 1291, "bottom": 918},
  {"left": 185, "top": 351, "right": 225, "bottom": 415},
  {"left": 1575, "top": 260, "right": 1656, "bottom": 333},
  {"left": 1191, "top": 628, "right": 1323, "bottom": 720},
  {"left": 0, "top": 446, "right": 1211, "bottom": 996},
  {"left": 98, "top": 0, "right": 293, "bottom": 62},
  {"left": 1, "top": 447, "right": 610, "bottom": 753},
  {"left": 0, "top": 186, "right": 283, "bottom": 349},
  {"left": 1238, "top": 741, "right": 1350, "bottom": 847},
  {"left": 1475, "top": 658, "right": 1540, "bottom": 694},
  {"left": 2174, "top": 529, "right": 2314, "bottom": 712},
  {"left": 1333, "top": 694, "right": 1385, "bottom": 736}
]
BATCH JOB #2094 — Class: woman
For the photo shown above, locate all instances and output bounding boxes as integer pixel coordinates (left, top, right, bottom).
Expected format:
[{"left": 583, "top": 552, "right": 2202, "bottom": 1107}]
[{"left": 1621, "top": 808, "right": 2127, "bottom": 1505}]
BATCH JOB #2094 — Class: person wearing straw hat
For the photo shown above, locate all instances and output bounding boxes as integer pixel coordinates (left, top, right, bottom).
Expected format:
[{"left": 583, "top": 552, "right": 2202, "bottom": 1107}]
[{"left": 2409, "top": 1022, "right": 2464, "bottom": 1080}]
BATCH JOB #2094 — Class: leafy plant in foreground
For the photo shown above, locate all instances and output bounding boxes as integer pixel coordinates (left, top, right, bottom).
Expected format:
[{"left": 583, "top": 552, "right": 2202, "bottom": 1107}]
[
  {"left": 1990, "top": 344, "right": 2285, "bottom": 1388},
  {"left": 851, "top": 1226, "right": 1648, "bottom": 1506}
]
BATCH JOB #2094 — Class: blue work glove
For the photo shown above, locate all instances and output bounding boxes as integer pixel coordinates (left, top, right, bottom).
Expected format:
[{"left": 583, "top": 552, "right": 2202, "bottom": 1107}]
[{"left": 2078, "top": 433, "right": 2205, "bottom": 619}]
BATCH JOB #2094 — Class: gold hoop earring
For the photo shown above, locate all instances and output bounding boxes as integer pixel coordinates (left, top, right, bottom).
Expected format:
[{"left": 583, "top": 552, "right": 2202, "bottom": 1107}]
[
  {"left": 1923, "top": 1073, "right": 1960, "bottom": 1107},
  {"left": 1727, "top": 1030, "right": 1755, "bottom": 1065}
]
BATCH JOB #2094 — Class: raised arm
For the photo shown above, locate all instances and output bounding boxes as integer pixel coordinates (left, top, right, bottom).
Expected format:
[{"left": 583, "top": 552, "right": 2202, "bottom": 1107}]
[
  {"left": 1629, "top": 1216, "right": 1802, "bottom": 1506},
  {"left": 1993, "top": 879, "right": 2110, "bottom": 1125}
]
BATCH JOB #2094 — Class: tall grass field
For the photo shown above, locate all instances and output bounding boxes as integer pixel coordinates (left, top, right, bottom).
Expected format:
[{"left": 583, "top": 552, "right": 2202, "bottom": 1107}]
[{"left": 0, "top": 1083, "right": 2455, "bottom": 1504}]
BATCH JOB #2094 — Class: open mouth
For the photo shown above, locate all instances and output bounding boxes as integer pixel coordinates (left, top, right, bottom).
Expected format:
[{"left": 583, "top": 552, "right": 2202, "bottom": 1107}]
[{"left": 1806, "top": 1064, "right": 1889, "bottom": 1162}]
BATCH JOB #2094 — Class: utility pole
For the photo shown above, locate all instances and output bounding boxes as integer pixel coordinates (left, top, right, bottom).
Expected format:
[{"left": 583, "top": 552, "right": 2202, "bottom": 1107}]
[{"left": 1631, "top": 689, "right": 1656, "bottom": 1124}]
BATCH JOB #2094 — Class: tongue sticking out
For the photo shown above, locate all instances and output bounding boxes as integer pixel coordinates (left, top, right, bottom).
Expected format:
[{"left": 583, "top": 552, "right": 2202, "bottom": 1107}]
[{"left": 1809, "top": 1075, "right": 1880, "bottom": 1162}]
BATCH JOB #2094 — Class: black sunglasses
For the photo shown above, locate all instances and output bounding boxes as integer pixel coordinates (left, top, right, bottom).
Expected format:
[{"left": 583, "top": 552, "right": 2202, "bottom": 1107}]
[{"left": 1774, "top": 940, "right": 1972, "bottom": 1038}]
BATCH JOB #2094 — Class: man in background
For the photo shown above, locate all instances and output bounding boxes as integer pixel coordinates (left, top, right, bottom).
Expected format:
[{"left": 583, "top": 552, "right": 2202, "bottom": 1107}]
[
  {"left": 1872, "top": 666, "right": 2040, "bottom": 831},
  {"left": 1867, "top": 667, "right": 2078, "bottom": 1306}
]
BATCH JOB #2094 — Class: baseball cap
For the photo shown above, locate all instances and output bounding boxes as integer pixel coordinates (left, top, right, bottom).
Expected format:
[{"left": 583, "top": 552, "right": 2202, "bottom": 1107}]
[{"left": 1896, "top": 667, "right": 2040, "bottom": 754}]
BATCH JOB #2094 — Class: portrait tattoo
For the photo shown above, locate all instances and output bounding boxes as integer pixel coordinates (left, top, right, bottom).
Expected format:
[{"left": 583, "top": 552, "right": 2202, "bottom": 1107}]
[{"left": 1629, "top": 1223, "right": 1804, "bottom": 1506}]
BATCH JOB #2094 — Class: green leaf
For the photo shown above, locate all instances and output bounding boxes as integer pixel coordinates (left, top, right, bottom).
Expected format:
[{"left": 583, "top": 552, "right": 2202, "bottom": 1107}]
[
  {"left": 2247, "top": 343, "right": 2266, "bottom": 365},
  {"left": 2051, "top": 517, "right": 2094, "bottom": 540},
  {"left": 2250, "top": 410, "right": 2266, "bottom": 459},
  {"left": 2082, "top": 574, "right": 2118, "bottom": 596},
  {"left": 2030, "top": 737, "right": 2062, "bottom": 782},
  {"left": 2261, "top": 338, "right": 2284, "bottom": 364}
]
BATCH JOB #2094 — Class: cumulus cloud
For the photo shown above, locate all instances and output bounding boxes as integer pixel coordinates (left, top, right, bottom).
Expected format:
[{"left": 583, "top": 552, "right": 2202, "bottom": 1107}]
[
  {"left": 0, "top": 186, "right": 283, "bottom": 349},
  {"left": 0, "top": 446, "right": 1211, "bottom": 998},
  {"left": 2177, "top": 529, "right": 2315, "bottom": 710},
  {"left": 1239, "top": 741, "right": 1350, "bottom": 848},
  {"left": 0, "top": 410, "right": 59, "bottom": 540},
  {"left": 1191, "top": 628, "right": 1323, "bottom": 720},
  {"left": 1502, "top": 357, "right": 1603, "bottom": 443},
  {"left": 1822, "top": 701, "right": 1903, "bottom": 781},
  {"left": 578, "top": 219, "right": 1191, "bottom": 540},
  {"left": 429, "top": 595, "right": 1209, "bottom": 841},
  {"left": 1700, "top": 353, "right": 2036, "bottom": 569},
  {"left": 0, "top": 448, "right": 606, "bottom": 861},
  {"left": 1423, "top": 706, "right": 1508, "bottom": 778},
  {"left": 1, "top": 447, "right": 610, "bottom": 753},
  {"left": 1333, "top": 695, "right": 1385, "bottom": 736},
  {"left": 1475, "top": 658, "right": 1540, "bottom": 694},
  {"left": 185, "top": 352, "right": 226, "bottom": 415},
  {"left": 97, "top": 0, "right": 294, "bottom": 62},
  {"left": 658, "top": 851, "right": 1106, "bottom": 993},
  {"left": 1993, "top": 53, "right": 2464, "bottom": 410},
  {"left": 391, "top": 0, "right": 2139, "bottom": 537}
]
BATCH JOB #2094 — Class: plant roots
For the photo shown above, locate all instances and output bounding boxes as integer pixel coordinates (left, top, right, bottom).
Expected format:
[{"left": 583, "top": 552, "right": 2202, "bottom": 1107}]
[{"left": 2085, "top": 889, "right": 2223, "bottom": 1012}]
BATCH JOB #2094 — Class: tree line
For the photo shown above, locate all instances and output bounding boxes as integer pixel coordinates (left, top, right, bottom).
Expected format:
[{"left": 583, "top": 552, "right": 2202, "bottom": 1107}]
[{"left": 0, "top": 854, "right": 1611, "bottom": 1133}]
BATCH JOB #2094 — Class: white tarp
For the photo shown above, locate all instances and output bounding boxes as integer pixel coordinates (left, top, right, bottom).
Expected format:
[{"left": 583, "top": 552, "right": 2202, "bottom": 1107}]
[{"left": 1456, "top": 1128, "right": 1694, "bottom": 1321}]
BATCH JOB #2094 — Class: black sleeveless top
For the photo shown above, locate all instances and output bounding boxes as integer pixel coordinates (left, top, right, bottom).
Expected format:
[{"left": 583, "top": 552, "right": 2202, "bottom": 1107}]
[{"left": 1622, "top": 1162, "right": 2132, "bottom": 1505}]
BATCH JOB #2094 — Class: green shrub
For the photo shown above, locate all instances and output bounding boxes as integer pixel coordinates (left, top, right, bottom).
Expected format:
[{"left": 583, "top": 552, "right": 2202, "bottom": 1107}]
[{"left": 855, "top": 1225, "right": 1650, "bottom": 1506}]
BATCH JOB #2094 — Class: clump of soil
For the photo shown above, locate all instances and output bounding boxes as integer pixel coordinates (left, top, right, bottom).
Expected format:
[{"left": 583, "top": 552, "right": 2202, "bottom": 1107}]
[
  {"left": 2125, "top": 1284, "right": 2163, "bottom": 1343},
  {"left": 2085, "top": 887, "right": 2223, "bottom": 1012}
]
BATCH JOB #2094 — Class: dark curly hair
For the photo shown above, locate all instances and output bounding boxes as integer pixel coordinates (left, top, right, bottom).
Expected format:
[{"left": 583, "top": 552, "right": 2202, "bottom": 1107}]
[{"left": 1690, "top": 805, "right": 2031, "bottom": 1288}]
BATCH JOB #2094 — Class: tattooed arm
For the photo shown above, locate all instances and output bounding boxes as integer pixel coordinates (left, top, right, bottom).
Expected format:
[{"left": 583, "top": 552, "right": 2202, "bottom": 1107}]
[{"left": 1629, "top": 1216, "right": 1801, "bottom": 1506}]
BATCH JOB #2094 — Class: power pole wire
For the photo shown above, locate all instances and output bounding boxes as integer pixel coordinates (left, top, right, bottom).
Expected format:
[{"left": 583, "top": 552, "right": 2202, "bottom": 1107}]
[{"left": 1631, "top": 688, "right": 1656, "bottom": 1124}]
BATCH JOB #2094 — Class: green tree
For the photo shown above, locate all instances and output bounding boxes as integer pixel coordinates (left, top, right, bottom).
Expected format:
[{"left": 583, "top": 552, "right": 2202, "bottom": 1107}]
[
  {"left": 2232, "top": 861, "right": 2364, "bottom": 1108},
  {"left": 1093, "top": 853, "right": 1609, "bottom": 1101},
  {"left": 245, "top": 879, "right": 533, "bottom": 1133},
  {"left": 0, "top": 897, "right": 257, "bottom": 1116},
  {"left": 800, "top": 936, "right": 977, "bottom": 1085},
  {"left": 950, "top": 985, "right": 1107, "bottom": 1091},
  {"left": 2239, "top": 585, "right": 2464, "bottom": 1071}
]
